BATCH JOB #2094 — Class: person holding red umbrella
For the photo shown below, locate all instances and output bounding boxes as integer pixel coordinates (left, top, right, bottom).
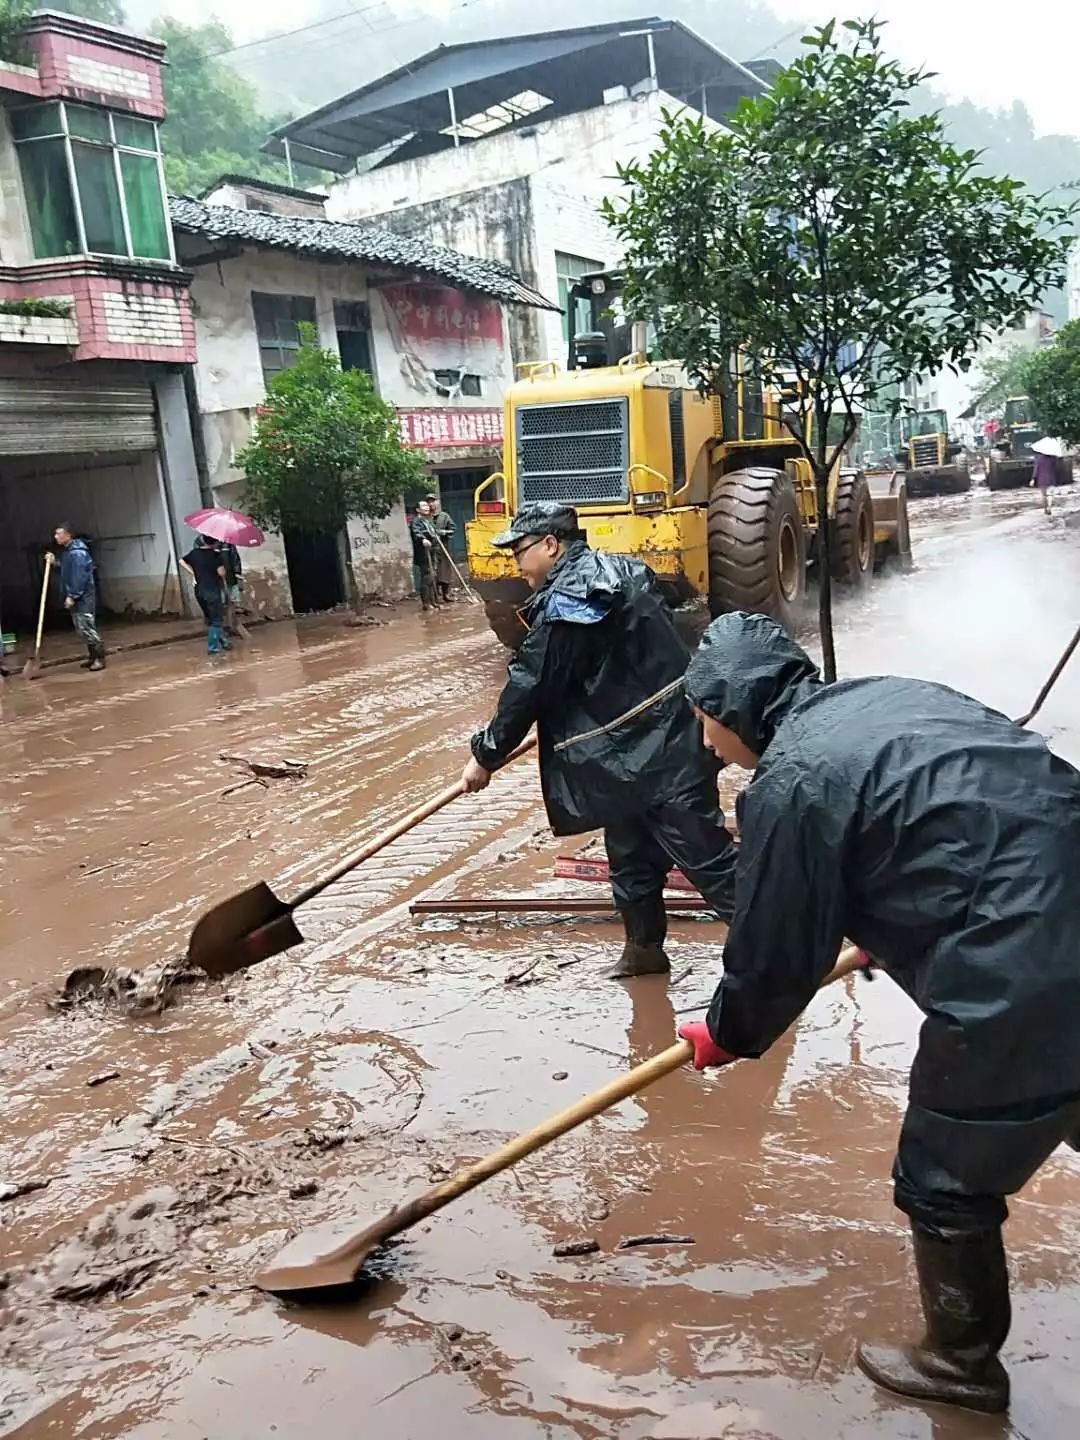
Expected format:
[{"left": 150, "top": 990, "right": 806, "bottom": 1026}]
[
  {"left": 182, "top": 508, "right": 264, "bottom": 652},
  {"left": 181, "top": 534, "right": 230, "bottom": 654}
]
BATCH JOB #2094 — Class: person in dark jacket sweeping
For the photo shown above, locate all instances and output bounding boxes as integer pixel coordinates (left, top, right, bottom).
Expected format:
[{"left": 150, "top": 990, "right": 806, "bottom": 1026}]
[
  {"left": 675, "top": 610, "right": 1080, "bottom": 1415},
  {"left": 462, "top": 503, "right": 737, "bottom": 977},
  {"left": 54, "top": 523, "right": 105, "bottom": 671}
]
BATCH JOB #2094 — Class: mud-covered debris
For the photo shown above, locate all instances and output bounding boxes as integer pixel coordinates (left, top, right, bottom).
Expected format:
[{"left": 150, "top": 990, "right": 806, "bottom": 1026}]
[
  {"left": 505, "top": 958, "right": 541, "bottom": 986},
  {"left": 553, "top": 1239, "right": 600, "bottom": 1258},
  {"left": 0, "top": 1272, "right": 10, "bottom": 1291},
  {"left": 220, "top": 752, "right": 309, "bottom": 781},
  {"left": 56, "top": 960, "right": 202, "bottom": 1013},
  {"left": 442, "top": 1324, "right": 464, "bottom": 1342},
  {"left": 301, "top": 1127, "right": 349, "bottom": 1153},
  {"left": 586, "top": 1200, "right": 611, "bottom": 1222},
  {"left": 0, "top": 1178, "right": 51, "bottom": 1203},
  {"left": 617, "top": 1233, "right": 696, "bottom": 1249},
  {"left": 87, "top": 1070, "right": 120, "bottom": 1088},
  {"left": 450, "top": 1351, "right": 476, "bottom": 1371},
  {"left": 552, "top": 1071, "right": 569, "bottom": 1081},
  {"left": 344, "top": 614, "right": 385, "bottom": 628},
  {"left": 289, "top": 1180, "right": 319, "bottom": 1199}
]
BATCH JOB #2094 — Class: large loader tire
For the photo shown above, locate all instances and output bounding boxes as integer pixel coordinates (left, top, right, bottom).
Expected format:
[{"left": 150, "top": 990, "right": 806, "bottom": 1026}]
[
  {"left": 708, "top": 467, "right": 807, "bottom": 633},
  {"left": 831, "top": 470, "right": 874, "bottom": 588}
]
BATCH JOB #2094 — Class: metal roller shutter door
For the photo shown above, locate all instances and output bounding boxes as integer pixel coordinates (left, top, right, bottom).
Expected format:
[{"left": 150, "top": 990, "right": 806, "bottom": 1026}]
[{"left": 0, "top": 379, "right": 156, "bottom": 455}]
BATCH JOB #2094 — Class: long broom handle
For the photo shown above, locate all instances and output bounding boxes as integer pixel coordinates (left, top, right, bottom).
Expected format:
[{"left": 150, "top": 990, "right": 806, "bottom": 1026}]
[
  {"left": 337, "top": 945, "right": 866, "bottom": 1259},
  {"left": 432, "top": 529, "right": 480, "bottom": 604},
  {"left": 288, "top": 734, "right": 539, "bottom": 909},
  {"left": 32, "top": 552, "right": 55, "bottom": 657}
]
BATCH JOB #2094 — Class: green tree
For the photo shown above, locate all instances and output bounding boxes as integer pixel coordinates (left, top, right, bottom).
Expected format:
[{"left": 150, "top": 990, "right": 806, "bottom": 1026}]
[
  {"left": 605, "top": 18, "right": 1076, "bottom": 680},
  {"left": 970, "top": 343, "right": 1035, "bottom": 417},
  {"left": 238, "top": 330, "right": 426, "bottom": 605},
  {"left": 152, "top": 18, "right": 296, "bottom": 196},
  {"left": 0, "top": 0, "right": 31, "bottom": 63},
  {"left": 1025, "top": 321, "right": 1080, "bottom": 446}
]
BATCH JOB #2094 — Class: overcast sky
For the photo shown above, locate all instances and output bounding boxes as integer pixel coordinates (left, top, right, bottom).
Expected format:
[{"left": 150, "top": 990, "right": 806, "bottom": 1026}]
[
  {"left": 764, "top": 2, "right": 1080, "bottom": 136},
  {"left": 129, "top": 1, "right": 1080, "bottom": 139}
]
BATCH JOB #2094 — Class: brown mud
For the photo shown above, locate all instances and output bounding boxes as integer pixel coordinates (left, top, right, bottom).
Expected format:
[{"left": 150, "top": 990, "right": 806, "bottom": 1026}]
[{"left": 2, "top": 484, "right": 1079, "bottom": 1438}]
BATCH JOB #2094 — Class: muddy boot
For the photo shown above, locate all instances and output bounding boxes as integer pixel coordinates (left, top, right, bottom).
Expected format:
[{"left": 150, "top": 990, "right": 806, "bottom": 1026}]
[
  {"left": 606, "top": 896, "right": 670, "bottom": 979},
  {"left": 87, "top": 643, "right": 106, "bottom": 672},
  {"left": 80, "top": 648, "right": 94, "bottom": 669},
  {"left": 207, "top": 623, "right": 224, "bottom": 654},
  {"left": 857, "top": 1221, "right": 1011, "bottom": 1414},
  {"left": 440, "top": 583, "right": 453, "bottom": 604}
]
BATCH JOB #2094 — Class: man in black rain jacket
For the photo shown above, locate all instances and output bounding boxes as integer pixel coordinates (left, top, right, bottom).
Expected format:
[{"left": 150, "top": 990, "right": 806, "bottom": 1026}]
[
  {"left": 462, "top": 503, "right": 737, "bottom": 977},
  {"left": 675, "top": 610, "right": 1080, "bottom": 1415}
]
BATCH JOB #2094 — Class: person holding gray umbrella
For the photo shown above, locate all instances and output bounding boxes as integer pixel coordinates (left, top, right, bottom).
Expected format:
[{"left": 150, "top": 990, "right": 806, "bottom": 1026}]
[{"left": 1030, "top": 436, "right": 1067, "bottom": 516}]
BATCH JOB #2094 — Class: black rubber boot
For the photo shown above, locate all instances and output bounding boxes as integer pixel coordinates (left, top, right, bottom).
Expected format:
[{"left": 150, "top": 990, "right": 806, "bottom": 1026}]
[
  {"left": 857, "top": 1221, "right": 1011, "bottom": 1414},
  {"left": 80, "top": 645, "right": 94, "bottom": 668},
  {"left": 606, "top": 895, "right": 670, "bottom": 979},
  {"left": 88, "top": 643, "right": 106, "bottom": 672}
]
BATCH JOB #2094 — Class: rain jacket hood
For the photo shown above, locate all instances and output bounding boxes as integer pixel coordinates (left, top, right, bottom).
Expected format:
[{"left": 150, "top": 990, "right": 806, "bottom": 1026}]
[
  {"left": 471, "top": 541, "right": 719, "bottom": 837},
  {"left": 684, "top": 612, "right": 823, "bottom": 757}
]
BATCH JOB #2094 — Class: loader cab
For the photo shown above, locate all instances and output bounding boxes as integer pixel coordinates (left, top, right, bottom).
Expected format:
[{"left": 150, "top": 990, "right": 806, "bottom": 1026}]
[
  {"left": 1000, "top": 396, "right": 1040, "bottom": 460},
  {"left": 565, "top": 270, "right": 637, "bottom": 371},
  {"left": 899, "top": 408, "right": 949, "bottom": 466}
]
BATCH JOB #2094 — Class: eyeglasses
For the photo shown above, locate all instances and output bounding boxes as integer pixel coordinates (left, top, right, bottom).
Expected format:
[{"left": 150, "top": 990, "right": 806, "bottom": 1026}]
[{"left": 510, "top": 536, "right": 549, "bottom": 562}]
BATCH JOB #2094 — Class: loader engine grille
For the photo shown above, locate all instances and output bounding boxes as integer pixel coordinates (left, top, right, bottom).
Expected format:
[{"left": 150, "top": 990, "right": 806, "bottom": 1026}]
[
  {"left": 911, "top": 436, "right": 941, "bottom": 468},
  {"left": 516, "top": 398, "right": 629, "bottom": 505}
]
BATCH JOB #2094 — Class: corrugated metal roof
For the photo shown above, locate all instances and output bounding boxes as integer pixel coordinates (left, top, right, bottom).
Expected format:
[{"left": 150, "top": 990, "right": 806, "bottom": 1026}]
[
  {"left": 266, "top": 18, "right": 767, "bottom": 171},
  {"left": 167, "top": 196, "right": 560, "bottom": 310}
]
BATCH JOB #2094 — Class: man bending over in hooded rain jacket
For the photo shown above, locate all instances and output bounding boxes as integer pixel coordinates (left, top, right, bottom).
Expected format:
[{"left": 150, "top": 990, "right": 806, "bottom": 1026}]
[
  {"left": 675, "top": 610, "right": 1080, "bottom": 1415},
  {"left": 462, "top": 502, "right": 737, "bottom": 978}
]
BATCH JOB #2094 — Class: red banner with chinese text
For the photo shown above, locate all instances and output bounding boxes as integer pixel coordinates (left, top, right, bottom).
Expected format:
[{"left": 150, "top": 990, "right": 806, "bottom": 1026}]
[{"left": 397, "top": 407, "right": 504, "bottom": 449}]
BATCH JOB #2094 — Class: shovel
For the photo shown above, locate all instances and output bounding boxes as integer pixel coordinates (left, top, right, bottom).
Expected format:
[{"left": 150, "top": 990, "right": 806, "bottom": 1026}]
[
  {"left": 22, "top": 551, "right": 55, "bottom": 681},
  {"left": 186, "top": 735, "right": 538, "bottom": 978},
  {"left": 432, "top": 531, "right": 481, "bottom": 605},
  {"left": 255, "top": 943, "right": 866, "bottom": 1298}
]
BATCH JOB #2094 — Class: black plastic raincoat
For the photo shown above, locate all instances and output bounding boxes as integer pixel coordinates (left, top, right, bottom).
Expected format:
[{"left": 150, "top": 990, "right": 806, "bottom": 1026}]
[
  {"left": 685, "top": 612, "right": 1080, "bottom": 1224},
  {"left": 472, "top": 540, "right": 718, "bottom": 837}
]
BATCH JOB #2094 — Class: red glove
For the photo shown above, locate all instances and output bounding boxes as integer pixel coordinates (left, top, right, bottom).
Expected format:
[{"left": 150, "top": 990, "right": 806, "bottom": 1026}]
[{"left": 677, "top": 1021, "right": 737, "bottom": 1071}]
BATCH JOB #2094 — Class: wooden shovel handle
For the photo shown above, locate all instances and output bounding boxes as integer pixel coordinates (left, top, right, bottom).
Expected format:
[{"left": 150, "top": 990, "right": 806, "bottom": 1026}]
[
  {"left": 289, "top": 734, "right": 539, "bottom": 909},
  {"left": 366, "top": 943, "right": 864, "bottom": 1251},
  {"left": 33, "top": 552, "right": 55, "bottom": 654}
]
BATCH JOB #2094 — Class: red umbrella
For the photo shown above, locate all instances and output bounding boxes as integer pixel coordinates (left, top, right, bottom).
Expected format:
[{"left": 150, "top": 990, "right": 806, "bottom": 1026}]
[{"left": 184, "top": 507, "right": 264, "bottom": 547}]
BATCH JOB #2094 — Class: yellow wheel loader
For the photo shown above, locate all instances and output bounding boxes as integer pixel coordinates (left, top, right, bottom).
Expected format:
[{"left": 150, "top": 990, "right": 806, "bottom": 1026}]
[
  {"left": 466, "top": 271, "right": 911, "bottom": 647},
  {"left": 894, "top": 408, "right": 971, "bottom": 497}
]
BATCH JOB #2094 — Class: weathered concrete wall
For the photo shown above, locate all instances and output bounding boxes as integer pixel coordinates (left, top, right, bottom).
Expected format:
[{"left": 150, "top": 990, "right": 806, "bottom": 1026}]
[
  {"left": 0, "top": 448, "right": 170, "bottom": 619},
  {"left": 328, "top": 90, "right": 703, "bottom": 366},
  {"left": 347, "top": 502, "right": 412, "bottom": 601},
  {"left": 182, "top": 241, "right": 507, "bottom": 609},
  {"left": 367, "top": 176, "right": 542, "bottom": 366}
]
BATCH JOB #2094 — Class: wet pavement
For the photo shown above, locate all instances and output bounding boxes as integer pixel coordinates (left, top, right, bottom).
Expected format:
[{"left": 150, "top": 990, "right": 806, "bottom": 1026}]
[{"left": 2, "top": 483, "right": 1079, "bottom": 1439}]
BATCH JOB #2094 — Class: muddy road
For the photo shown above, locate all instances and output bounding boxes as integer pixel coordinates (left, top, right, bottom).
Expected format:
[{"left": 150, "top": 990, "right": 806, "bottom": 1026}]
[{"left": 2, "top": 485, "right": 1079, "bottom": 1439}]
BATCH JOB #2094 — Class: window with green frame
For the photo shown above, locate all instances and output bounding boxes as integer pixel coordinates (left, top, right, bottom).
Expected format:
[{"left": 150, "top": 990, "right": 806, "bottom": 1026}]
[{"left": 11, "top": 102, "right": 172, "bottom": 263}]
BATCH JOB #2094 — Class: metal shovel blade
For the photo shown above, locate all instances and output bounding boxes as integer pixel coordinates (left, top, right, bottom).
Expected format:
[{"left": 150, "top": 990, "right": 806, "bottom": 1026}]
[
  {"left": 186, "top": 881, "right": 302, "bottom": 978},
  {"left": 255, "top": 1214, "right": 397, "bottom": 1298}
]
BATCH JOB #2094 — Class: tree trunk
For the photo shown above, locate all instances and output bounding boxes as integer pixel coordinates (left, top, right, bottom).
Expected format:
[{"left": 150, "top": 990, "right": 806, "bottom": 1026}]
[{"left": 814, "top": 465, "right": 838, "bottom": 683}]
